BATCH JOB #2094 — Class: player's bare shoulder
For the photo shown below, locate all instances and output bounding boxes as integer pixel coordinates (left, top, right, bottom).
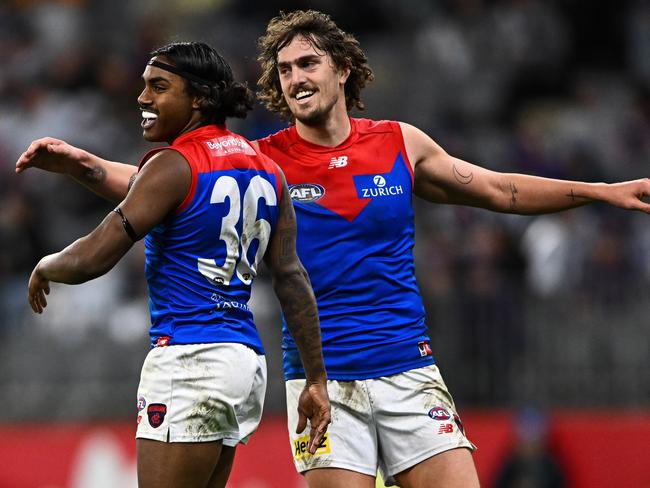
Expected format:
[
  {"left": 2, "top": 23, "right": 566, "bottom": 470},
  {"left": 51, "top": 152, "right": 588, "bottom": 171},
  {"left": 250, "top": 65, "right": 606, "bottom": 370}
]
[{"left": 398, "top": 121, "right": 447, "bottom": 171}]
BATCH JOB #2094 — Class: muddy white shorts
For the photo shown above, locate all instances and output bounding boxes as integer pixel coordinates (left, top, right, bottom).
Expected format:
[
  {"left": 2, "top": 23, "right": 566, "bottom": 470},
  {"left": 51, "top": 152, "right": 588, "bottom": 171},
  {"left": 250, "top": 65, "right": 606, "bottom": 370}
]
[
  {"left": 286, "top": 364, "right": 474, "bottom": 485},
  {"left": 136, "top": 342, "right": 266, "bottom": 446}
]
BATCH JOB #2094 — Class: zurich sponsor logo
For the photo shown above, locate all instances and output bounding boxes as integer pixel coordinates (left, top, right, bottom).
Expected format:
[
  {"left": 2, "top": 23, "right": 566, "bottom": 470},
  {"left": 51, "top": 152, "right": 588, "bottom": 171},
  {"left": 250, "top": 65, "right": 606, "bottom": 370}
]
[
  {"left": 428, "top": 407, "right": 451, "bottom": 421},
  {"left": 355, "top": 173, "right": 404, "bottom": 199},
  {"left": 289, "top": 183, "right": 325, "bottom": 203}
]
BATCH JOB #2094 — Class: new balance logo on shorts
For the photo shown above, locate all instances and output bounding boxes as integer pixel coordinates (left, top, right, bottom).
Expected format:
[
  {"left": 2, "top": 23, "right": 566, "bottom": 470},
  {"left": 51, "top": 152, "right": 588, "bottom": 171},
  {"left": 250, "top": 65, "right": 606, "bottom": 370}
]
[
  {"left": 438, "top": 423, "right": 454, "bottom": 434},
  {"left": 328, "top": 155, "right": 348, "bottom": 169}
]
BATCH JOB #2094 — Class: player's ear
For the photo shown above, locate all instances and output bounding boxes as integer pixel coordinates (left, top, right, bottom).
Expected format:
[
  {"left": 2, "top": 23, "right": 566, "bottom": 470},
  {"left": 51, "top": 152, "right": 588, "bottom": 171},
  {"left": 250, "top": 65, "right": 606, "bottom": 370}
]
[
  {"left": 192, "top": 94, "right": 205, "bottom": 110},
  {"left": 338, "top": 60, "right": 351, "bottom": 84},
  {"left": 192, "top": 85, "right": 210, "bottom": 110}
]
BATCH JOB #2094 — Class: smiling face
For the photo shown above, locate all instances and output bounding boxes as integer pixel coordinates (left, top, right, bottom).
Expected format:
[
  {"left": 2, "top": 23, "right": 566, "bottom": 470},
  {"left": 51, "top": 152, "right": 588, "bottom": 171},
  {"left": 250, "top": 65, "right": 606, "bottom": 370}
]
[
  {"left": 277, "top": 35, "right": 350, "bottom": 127},
  {"left": 137, "top": 56, "right": 203, "bottom": 143}
]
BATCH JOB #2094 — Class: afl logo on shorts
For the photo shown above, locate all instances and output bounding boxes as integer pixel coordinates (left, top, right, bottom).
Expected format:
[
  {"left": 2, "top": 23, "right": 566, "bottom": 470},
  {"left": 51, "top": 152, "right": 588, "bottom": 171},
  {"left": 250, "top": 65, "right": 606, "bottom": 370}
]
[
  {"left": 289, "top": 184, "right": 325, "bottom": 203},
  {"left": 147, "top": 403, "right": 167, "bottom": 428},
  {"left": 137, "top": 396, "right": 147, "bottom": 411},
  {"left": 428, "top": 407, "right": 451, "bottom": 421}
]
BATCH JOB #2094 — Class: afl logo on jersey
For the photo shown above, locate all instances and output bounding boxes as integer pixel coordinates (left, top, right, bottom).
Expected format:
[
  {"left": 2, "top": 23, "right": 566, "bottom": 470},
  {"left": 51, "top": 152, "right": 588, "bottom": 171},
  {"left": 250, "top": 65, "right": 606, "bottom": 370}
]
[{"left": 289, "top": 183, "right": 325, "bottom": 203}]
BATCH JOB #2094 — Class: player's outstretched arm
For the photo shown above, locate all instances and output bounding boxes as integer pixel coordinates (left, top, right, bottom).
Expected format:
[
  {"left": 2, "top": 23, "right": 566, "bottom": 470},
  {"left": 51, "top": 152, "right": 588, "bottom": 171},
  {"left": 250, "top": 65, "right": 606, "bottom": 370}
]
[
  {"left": 401, "top": 122, "right": 650, "bottom": 215},
  {"left": 264, "top": 169, "right": 330, "bottom": 454},
  {"left": 28, "top": 149, "right": 190, "bottom": 314},
  {"left": 15, "top": 137, "right": 137, "bottom": 202}
]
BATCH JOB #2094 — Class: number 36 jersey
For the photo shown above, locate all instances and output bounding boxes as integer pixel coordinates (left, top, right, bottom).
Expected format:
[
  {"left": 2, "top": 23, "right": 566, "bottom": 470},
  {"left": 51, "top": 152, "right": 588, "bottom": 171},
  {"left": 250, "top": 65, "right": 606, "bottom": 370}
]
[
  {"left": 258, "top": 118, "right": 434, "bottom": 380},
  {"left": 139, "top": 125, "right": 282, "bottom": 353}
]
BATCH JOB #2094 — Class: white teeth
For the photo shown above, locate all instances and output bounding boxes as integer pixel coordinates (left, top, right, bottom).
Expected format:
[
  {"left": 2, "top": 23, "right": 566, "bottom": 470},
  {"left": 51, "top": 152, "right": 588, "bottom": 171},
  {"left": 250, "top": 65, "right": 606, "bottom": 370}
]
[
  {"left": 295, "top": 90, "right": 314, "bottom": 100},
  {"left": 142, "top": 111, "right": 158, "bottom": 119}
]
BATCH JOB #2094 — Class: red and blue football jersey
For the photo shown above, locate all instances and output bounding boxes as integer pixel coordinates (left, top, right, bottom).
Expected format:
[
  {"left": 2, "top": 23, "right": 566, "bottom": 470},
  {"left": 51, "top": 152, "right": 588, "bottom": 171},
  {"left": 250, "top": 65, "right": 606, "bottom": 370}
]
[
  {"left": 141, "top": 125, "right": 282, "bottom": 353},
  {"left": 258, "top": 118, "right": 434, "bottom": 380}
]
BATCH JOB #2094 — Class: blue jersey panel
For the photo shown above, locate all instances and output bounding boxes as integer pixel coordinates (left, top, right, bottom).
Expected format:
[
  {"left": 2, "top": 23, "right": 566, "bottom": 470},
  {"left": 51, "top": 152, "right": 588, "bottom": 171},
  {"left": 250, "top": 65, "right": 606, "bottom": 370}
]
[
  {"left": 145, "top": 166, "right": 279, "bottom": 353},
  {"left": 281, "top": 153, "right": 432, "bottom": 379}
]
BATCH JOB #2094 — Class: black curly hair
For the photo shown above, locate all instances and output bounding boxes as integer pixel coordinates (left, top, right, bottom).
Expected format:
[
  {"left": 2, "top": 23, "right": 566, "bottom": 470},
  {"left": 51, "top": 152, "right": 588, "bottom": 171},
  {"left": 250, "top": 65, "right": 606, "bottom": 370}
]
[{"left": 150, "top": 42, "right": 255, "bottom": 125}]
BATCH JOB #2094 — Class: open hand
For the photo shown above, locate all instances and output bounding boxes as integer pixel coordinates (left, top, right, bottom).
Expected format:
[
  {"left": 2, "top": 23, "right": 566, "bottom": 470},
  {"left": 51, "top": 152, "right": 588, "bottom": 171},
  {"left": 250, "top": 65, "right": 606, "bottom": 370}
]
[
  {"left": 296, "top": 381, "right": 331, "bottom": 454},
  {"left": 607, "top": 178, "right": 650, "bottom": 213},
  {"left": 28, "top": 263, "right": 51, "bottom": 314},
  {"left": 16, "top": 137, "right": 87, "bottom": 175}
]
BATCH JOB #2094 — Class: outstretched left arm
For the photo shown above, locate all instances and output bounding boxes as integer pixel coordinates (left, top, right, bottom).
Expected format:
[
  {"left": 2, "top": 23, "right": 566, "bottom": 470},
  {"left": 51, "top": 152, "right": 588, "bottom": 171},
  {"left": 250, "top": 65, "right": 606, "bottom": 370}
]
[
  {"left": 400, "top": 122, "right": 650, "bottom": 215},
  {"left": 28, "top": 150, "right": 191, "bottom": 313}
]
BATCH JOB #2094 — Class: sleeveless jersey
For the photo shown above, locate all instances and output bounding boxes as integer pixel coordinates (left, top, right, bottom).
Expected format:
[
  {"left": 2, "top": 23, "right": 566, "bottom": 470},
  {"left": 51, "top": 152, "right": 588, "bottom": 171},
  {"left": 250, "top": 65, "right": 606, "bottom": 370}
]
[
  {"left": 140, "top": 125, "right": 282, "bottom": 354},
  {"left": 257, "top": 118, "right": 434, "bottom": 380}
]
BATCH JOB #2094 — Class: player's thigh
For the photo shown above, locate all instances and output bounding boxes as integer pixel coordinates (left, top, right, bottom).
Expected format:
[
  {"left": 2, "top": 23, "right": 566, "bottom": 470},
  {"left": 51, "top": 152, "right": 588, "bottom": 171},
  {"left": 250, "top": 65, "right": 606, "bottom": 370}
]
[
  {"left": 304, "top": 468, "right": 376, "bottom": 488},
  {"left": 370, "top": 365, "right": 475, "bottom": 485},
  {"left": 206, "top": 445, "right": 236, "bottom": 488},
  {"left": 286, "top": 379, "right": 378, "bottom": 479},
  {"left": 137, "top": 438, "right": 224, "bottom": 488},
  {"left": 393, "top": 447, "right": 479, "bottom": 488}
]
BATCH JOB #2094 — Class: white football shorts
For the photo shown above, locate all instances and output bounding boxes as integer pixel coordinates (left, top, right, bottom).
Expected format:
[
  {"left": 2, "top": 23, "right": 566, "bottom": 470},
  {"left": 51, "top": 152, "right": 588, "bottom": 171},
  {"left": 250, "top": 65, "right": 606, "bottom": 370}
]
[
  {"left": 286, "top": 364, "right": 474, "bottom": 485},
  {"left": 136, "top": 342, "right": 266, "bottom": 446}
]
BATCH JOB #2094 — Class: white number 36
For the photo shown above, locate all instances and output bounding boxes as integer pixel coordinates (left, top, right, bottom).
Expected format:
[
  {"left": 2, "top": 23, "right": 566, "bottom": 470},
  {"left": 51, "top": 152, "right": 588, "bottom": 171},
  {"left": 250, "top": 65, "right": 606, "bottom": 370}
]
[{"left": 198, "top": 175, "right": 277, "bottom": 286}]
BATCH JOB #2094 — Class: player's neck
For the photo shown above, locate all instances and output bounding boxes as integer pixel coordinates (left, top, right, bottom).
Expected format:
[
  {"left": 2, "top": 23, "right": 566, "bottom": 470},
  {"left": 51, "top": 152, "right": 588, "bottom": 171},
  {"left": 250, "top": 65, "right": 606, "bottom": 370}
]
[{"left": 295, "top": 107, "right": 351, "bottom": 148}]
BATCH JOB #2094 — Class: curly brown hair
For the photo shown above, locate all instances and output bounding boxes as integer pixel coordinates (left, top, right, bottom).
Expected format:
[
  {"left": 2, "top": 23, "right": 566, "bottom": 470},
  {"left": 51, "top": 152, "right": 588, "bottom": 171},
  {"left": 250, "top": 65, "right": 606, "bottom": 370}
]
[{"left": 257, "top": 10, "right": 374, "bottom": 121}]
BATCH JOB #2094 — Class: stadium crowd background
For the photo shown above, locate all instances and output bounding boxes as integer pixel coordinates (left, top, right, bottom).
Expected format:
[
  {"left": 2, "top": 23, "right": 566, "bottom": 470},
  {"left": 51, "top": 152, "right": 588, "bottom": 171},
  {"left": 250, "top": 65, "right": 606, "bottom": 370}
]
[{"left": 1, "top": 0, "right": 649, "bottom": 427}]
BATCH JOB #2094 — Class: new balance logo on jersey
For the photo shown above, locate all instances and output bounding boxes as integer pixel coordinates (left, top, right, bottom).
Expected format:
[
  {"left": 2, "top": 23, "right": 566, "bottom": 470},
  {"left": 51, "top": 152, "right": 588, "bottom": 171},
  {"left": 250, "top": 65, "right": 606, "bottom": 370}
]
[
  {"left": 418, "top": 340, "right": 432, "bottom": 357},
  {"left": 328, "top": 156, "right": 348, "bottom": 169}
]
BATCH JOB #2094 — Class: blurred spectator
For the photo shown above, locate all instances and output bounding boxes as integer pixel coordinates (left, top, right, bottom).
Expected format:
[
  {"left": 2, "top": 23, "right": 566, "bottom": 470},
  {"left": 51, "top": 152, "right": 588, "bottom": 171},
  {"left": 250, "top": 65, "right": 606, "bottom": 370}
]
[
  {"left": 0, "top": 189, "right": 46, "bottom": 329},
  {"left": 493, "top": 408, "right": 566, "bottom": 488},
  {"left": 455, "top": 218, "right": 527, "bottom": 404}
]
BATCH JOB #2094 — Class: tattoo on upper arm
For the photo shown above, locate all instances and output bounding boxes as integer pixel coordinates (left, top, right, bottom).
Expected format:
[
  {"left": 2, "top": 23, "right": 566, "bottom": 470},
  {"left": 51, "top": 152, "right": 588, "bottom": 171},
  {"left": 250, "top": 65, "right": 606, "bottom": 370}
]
[
  {"left": 452, "top": 164, "right": 474, "bottom": 185},
  {"left": 509, "top": 182, "right": 518, "bottom": 210},
  {"left": 128, "top": 173, "right": 137, "bottom": 191},
  {"left": 83, "top": 166, "right": 106, "bottom": 184},
  {"left": 279, "top": 232, "right": 294, "bottom": 264}
]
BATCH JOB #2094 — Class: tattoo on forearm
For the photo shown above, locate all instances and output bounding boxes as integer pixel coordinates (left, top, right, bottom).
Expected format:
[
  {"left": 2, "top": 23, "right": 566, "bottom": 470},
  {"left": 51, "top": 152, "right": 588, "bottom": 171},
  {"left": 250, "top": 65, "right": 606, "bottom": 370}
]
[
  {"left": 509, "top": 182, "right": 519, "bottom": 210},
  {"left": 452, "top": 164, "right": 474, "bottom": 185},
  {"left": 567, "top": 189, "right": 589, "bottom": 202},
  {"left": 82, "top": 166, "right": 106, "bottom": 184},
  {"left": 276, "top": 272, "right": 323, "bottom": 377}
]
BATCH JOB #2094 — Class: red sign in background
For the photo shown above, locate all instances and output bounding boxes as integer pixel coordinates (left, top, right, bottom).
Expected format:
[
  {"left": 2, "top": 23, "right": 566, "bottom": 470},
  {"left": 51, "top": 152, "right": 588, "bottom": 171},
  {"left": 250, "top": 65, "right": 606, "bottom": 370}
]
[{"left": 0, "top": 411, "right": 648, "bottom": 488}]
